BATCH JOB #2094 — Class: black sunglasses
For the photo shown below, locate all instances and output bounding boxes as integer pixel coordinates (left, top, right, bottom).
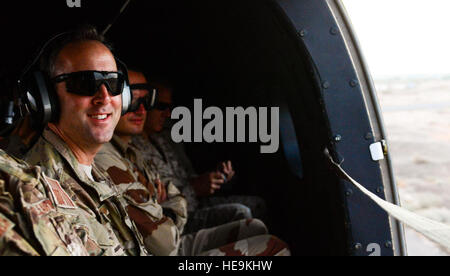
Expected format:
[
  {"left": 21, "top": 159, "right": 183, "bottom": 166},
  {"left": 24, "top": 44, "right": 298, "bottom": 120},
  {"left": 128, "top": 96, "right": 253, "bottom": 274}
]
[
  {"left": 129, "top": 83, "right": 158, "bottom": 112},
  {"left": 52, "top": 71, "right": 125, "bottom": 96}
]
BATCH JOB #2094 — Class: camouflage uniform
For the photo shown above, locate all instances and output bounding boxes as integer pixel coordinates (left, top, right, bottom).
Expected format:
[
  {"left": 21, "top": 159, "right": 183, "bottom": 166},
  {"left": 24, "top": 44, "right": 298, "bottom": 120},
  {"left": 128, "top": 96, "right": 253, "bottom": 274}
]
[
  {"left": 132, "top": 131, "right": 267, "bottom": 233},
  {"left": 95, "top": 135, "right": 187, "bottom": 256},
  {"left": 24, "top": 128, "right": 150, "bottom": 256},
  {"left": 0, "top": 148, "right": 118, "bottom": 256},
  {"left": 132, "top": 132, "right": 198, "bottom": 211},
  {"left": 104, "top": 136, "right": 290, "bottom": 256},
  {"left": 0, "top": 150, "right": 50, "bottom": 256},
  {"left": 98, "top": 135, "right": 290, "bottom": 256},
  {"left": 180, "top": 218, "right": 291, "bottom": 256}
]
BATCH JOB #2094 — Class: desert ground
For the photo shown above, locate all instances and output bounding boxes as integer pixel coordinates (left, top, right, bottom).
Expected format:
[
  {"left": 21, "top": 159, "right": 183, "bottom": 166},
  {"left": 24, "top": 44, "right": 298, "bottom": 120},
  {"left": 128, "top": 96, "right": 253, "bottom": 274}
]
[{"left": 376, "top": 77, "right": 450, "bottom": 256}]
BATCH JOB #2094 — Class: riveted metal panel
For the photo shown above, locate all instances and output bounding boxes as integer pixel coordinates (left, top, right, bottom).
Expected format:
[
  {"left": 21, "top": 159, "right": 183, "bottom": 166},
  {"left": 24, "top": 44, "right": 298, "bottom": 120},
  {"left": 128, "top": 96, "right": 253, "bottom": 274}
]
[{"left": 275, "top": 0, "right": 396, "bottom": 256}]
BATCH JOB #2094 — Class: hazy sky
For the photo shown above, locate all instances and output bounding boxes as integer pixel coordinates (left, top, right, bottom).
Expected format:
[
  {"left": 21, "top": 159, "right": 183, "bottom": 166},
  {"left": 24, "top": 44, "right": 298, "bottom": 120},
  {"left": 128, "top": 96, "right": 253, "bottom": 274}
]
[{"left": 342, "top": 0, "right": 450, "bottom": 79}]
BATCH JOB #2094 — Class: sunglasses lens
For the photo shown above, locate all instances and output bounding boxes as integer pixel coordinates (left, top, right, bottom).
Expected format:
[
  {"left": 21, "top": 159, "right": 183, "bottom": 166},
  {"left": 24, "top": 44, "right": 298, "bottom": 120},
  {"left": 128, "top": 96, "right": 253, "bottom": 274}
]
[
  {"left": 65, "top": 72, "right": 96, "bottom": 96},
  {"left": 129, "top": 100, "right": 141, "bottom": 112},
  {"left": 130, "top": 95, "right": 150, "bottom": 112},
  {"left": 99, "top": 73, "right": 124, "bottom": 96},
  {"left": 64, "top": 72, "right": 124, "bottom": 96}
]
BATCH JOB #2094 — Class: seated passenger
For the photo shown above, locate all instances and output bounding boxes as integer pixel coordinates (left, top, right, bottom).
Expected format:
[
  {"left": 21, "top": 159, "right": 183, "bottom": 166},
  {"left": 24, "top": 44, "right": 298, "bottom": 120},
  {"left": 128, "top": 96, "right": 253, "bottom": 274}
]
[
  {"left": 24, "top": 26, "right": 150, "bottom": 256},
  {"left": 132, "top": 81, "right": 267, "bottom": 233},
  {"left": 95, "top": 70, "right": 290, "bottom": 256}
]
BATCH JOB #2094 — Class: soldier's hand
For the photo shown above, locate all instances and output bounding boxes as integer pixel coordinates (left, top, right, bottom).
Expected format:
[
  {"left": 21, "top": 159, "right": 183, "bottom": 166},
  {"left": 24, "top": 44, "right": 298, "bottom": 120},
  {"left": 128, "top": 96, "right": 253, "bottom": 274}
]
[
  {"left": 219, "top": 161, "right": 235, "bottom": 183},
  {"left": 191, "top": 172, "right": 225, "bottom": 197},
  {"left": 156, "top": 178, "right": 168, "bottom": 204}
]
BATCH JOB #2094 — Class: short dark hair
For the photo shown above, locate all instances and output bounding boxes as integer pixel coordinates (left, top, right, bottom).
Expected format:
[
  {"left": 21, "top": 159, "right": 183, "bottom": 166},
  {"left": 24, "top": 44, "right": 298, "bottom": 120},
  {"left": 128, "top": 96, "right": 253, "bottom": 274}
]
[
  {"left": 40, "top": 25, "right": 113, "bottom": 77},
  {"left": 127, "top": 66, "right": 149, "bottom": 82}
]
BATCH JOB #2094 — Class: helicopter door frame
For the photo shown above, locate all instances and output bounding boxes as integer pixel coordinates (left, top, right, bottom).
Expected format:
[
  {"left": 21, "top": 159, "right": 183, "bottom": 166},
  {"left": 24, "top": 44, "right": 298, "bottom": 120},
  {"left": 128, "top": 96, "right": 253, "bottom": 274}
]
[{"left": 274, "top": 0, "right": 406, "bottom": 256}]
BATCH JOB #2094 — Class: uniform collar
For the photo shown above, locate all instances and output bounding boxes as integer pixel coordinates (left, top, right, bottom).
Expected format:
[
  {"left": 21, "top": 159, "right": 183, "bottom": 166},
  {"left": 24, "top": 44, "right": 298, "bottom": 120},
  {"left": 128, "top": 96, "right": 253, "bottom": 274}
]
[
  {"left": 111, "top": 135, "right": 130, "bottom": 156},
  {"left": 42, "top": 128, "right": 117, "bottom": 201},
  {"left": 111, "top": 135, "right": 147, "bottom": 176}
]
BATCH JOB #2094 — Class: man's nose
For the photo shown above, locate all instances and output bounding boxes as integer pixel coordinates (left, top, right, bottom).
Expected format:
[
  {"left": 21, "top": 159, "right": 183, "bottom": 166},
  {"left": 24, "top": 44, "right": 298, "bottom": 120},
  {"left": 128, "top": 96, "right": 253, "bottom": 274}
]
[
  {"left": 134, "top": 103, "right": 146, "bottom": 115},
  {"left": 92, "top": 84, "right": 112, "bottom": 105}
]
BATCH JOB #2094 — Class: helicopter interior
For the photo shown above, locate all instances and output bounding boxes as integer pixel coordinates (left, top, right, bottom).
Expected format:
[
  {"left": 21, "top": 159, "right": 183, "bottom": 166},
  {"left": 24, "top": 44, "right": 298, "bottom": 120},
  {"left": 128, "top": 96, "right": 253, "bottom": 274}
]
[{"left": 0, "top": 0, "right": 349, "bottom": 255}]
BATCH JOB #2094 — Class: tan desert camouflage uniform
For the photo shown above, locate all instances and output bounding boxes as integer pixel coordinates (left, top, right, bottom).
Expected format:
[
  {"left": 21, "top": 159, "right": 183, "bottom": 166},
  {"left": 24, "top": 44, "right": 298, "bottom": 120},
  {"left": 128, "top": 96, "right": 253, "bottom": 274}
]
[
  {"left": 132, "top": 131, "right": 267, "bottom": 233},
  {"left": 0, "top": 148, "right": 120, "bottom": 256},
  {"left": 95, "top": 135, "right": 187, "bottom": 256},
  {"left": 132, "top": 132, "right": 199, "bottom": 212},
  {"left": 0, "top": 149, "right": 51, "bottom": 256},
  {"left": 180, "top": 218, "right": 291, "bottom": 256},
  {"left": 99, "top": 136, "right": 290, "bottom": 256},
  {"left": 24, "top": 128, "right": 150, "bottom": 256}
]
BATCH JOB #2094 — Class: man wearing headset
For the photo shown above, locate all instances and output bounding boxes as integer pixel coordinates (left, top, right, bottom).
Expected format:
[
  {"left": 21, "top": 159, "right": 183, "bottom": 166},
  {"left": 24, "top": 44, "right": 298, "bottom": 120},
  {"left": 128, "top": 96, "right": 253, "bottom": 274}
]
[
  {"left": 23, "top": 26, "right": 150, "bottom": 256},
  {"left": 95, "top": 70, "right": 188, "bottom": 256}
]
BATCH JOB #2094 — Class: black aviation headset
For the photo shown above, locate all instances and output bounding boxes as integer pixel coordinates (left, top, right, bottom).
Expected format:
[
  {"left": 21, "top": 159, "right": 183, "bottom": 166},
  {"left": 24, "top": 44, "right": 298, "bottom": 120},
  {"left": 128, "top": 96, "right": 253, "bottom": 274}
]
[{"left": 18, "top": 30, "right": 133, "bottom": 129}]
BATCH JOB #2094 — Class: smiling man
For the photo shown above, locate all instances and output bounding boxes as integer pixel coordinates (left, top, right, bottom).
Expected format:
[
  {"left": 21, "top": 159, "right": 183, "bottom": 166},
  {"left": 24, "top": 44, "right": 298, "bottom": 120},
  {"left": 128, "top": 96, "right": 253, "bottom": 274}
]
[
  {"left": 48, "top": 40, "right": 122, "bottom": 164},
  {"left": 95, "top": 70, "right": 188, "bottom": 255},
  {"left": 114, "top": 70, "right": 150, "bottom": 142},
  {"left": 24, "top": 26, "right": 150, "bottom": 256}
]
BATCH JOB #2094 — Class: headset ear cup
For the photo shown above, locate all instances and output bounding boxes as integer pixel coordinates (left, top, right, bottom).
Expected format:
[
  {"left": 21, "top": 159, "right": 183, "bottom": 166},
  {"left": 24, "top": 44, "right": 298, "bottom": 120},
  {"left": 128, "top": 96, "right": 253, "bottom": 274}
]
[
  {"left": 22, "top": 71, "right": 58, "bottom": 129},
  {"left": 121, "top": 81, "right": 132, "bottom": 115},
  {"left": 116, "top": 58, "right": 132, "bottom": 115},
  {"left": 150, "top": 88, "right": 158, "bottom": 109}
]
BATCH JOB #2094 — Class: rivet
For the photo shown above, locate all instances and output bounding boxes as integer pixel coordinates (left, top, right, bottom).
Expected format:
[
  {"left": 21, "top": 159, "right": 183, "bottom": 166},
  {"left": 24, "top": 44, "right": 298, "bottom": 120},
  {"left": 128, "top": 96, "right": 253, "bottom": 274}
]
[
  {"left": 322, "top": 81, "right": 330, "bottom": 89},
  {"left": 365, "top": 132, "right": 374, "bottom": 140},
  {"left": 330, "top": 27, "right": 339, "bottom": 35},
  {"left": 354, "top": 243, "right": 363, "bottom": 250},
  {"left": 298, "top": 29, "right": 308, "bottom": 37},
  {"left": 345, "top": 189, "right": 353, "bottom": 197},
  {"left": 350, "top": 79, "right": 358, "bottom": 87},
  {"left": 385, "top": 241, "right": 392, "bottom": 248},
  {"left": 334, "top": 135, "right": 342, "bottom": 142}
]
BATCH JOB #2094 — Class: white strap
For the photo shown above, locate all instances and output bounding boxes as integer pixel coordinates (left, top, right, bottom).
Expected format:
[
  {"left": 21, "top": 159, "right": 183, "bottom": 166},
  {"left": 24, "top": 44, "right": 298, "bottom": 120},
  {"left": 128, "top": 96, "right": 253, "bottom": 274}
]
[{"left": 326, "top": 149, "right": 450, "bottom": 251}]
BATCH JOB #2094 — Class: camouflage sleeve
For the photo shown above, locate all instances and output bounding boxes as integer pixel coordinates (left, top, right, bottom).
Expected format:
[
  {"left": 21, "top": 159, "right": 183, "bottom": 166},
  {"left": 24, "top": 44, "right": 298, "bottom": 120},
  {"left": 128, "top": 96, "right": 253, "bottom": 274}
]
[
  {"left": 0, "top": 213, "right": 39, "bottom": 256},
  {"left": 148, "top": 132, "right": 200, "bottom": 212},
  {"left": 161, "top": 182, "right": 188, "bottom": 233},
  {"left": 165, "top": 133, "right": 198, "bottom": 179},
  {"left": 0, "top": 171, "right": 40, "bottom": 256},
  {"left": 141, "top": 146, "right": 199, "bottom": 213},
  {"left": 136, "top": 150, "right": 188, "bottom": 233},
  {"left": 96, "top": 144, "right": 182, "bottom": 255},
  {"left": 133, "top": 135, "right": 192, "bottom": 189}
]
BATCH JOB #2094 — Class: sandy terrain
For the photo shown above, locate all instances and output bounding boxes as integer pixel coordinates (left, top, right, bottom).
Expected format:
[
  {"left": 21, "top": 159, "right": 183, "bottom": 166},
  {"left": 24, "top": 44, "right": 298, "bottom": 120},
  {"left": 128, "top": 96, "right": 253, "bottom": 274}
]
[{"left": 376, "top": 77, "right": 450, "bottom": 256}]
